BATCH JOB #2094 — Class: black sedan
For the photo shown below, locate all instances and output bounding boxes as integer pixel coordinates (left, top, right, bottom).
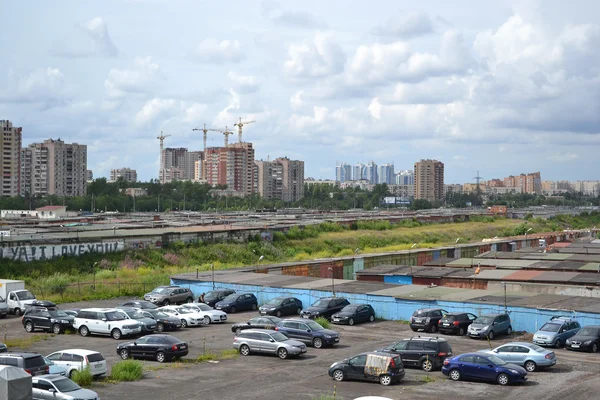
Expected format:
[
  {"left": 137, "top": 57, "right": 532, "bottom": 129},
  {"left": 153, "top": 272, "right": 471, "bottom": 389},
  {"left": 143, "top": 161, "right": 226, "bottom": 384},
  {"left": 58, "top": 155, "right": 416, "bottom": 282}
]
[
  {"left": 141, "top": 309, "right": 182, "bottom": 332},
  {"left": 117, "top": 334, "right": 188, "bottom": 363},
  {"left": 331, "top": 304, "right": 375, "bottom": 326},
  {"left": 231, "top": 316, "right": 282, "bottom": 335},
  {"left": 259, "top": 297, "right": 303, "bottom": 317},
  {"left": 120, "top": 300, "right": 158, "bottom": 310},
  {"left": 566, "top": 325, "right": 600, "bottom": 352}
]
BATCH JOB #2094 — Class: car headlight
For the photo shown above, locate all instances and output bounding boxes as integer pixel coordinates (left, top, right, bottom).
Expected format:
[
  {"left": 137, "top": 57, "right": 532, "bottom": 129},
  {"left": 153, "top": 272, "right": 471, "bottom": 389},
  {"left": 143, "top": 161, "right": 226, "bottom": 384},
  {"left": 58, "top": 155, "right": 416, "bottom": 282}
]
[
  {"left": 481, "top": 325, "right": 489, "bottom": 331},
  {"left": 324, "top": 334, "right": 332, "bottom": 338},
  {"left": 313, "top": 311, "right": 320, "bottom": 315},
  {"left": 566, "top": 340, "right": 571, "bottom": 344},
  {"left": 508, "top": 369, "right": 520, "bottom": 374},
  {"left": 61, "top": 320, "right": 70, "bottom": 324},
  {"left": 584, "top": 340, "right": 592, "bottom": 345},
  {"left": 268, "top": 308, "right": 276, "bottom": 311}
]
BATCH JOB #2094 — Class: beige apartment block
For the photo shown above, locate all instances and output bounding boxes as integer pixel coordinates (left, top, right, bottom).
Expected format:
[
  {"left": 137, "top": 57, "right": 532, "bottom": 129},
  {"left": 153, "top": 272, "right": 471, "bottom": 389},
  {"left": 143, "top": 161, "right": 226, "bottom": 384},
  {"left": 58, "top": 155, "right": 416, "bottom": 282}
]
[
  {"left": 414, "top": 159, "right": 444, "bottom": 202},
  {"left": 1, "top": 120, "right": 22, "bottom": 197}
]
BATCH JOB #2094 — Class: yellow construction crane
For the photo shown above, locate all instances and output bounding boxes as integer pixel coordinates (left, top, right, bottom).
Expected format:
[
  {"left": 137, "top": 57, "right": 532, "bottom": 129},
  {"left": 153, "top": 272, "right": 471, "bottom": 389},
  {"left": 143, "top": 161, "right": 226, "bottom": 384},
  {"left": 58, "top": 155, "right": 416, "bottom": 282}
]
[
  {"left": 157, "top": 131, "right": 171, "bottom": 183},
  {"left": 157, "top": 131, "right": 171, "bottom": 153},
  {"left": 192, "top": 124, "right": 223, "bottom": 152},
  {"left": 233, "top": 117, "right": 256, "bottom": 142}
]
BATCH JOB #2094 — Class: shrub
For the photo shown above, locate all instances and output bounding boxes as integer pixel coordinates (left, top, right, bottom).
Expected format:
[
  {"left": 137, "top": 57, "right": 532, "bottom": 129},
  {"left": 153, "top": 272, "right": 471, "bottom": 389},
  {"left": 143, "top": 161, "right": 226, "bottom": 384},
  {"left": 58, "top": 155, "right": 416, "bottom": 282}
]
[
  {"left": 314, "top": 317, "right": 330, "bottom": 329},
  {"left": 109, "top": 360, "right": 143, "bottom": 382},
  {"left": 72, "top": 367, "right": 93, "bottom": 387}
]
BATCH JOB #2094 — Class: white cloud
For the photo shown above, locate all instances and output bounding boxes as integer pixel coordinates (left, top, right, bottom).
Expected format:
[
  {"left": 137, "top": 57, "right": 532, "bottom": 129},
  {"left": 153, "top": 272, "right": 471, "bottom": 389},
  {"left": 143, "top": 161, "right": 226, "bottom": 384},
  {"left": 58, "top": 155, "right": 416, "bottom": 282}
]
[
  {"left": 290, "top": 90, "right": 305, "bottom": 109},
  {"left": 0, "top": 67, "right": 70, "bottom": 106},
  {"left": 284, "top": 32, "right": 346, "bottom": 79},
  {"left": 104, "top": 56, "right": 161, "bottom": 98},
  {"left": 374, "top": 12, "right": 435, "bottom": 39},
  {"left": 193, "top": 39, "right": 244, "bottom": 63},
  {"left": 390, "top": 77, "right": 468, "bottom": 104},
  {"left": 549, "top": 152, "right": 578, "bottom": 162},
  {"left": 84, "top": 17, "right": 119, "bottom": 57},
  {"left": 135, "top": 98, "right": 177, "bottom": 125},
  {"left": 227, "top": 71, "right": 259, "bottom": 93},
  {"left": 54, "top": 17, "right": 119, "bottom": 58}
]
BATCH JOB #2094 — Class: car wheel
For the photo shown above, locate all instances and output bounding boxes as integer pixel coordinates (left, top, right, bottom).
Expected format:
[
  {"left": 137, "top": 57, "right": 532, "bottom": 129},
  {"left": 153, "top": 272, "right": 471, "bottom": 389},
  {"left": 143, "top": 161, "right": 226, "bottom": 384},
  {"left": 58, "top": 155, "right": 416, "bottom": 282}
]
[
  {"left": 120, "top": 349, "right": 130, "bottom": 360},
  {"left": 449, "top": 369, "right": 461, "bottom": 381},
  {"left": 156, "top": 351, "right": 166, "bottom": 363},
  {"left": 332, "top": 369, "right": 345, "bottom": 382},
  {"left": 68, "top": 369, "right": 75, "bottom": 378},
  {"left": 458, "top": 327, "right": 465, "bottom": 336},
  {"left": 497, "top": 372, "right": 509, "bottom": 386},
  {"left": 111, "top": 328, "right": 122, "bottom": 340},
  {"left": 236, "top": 328, "right": 242, "bottom": 336},
  {"left": 14, "top": 308, "right": 22, "bottom": 317},
  {"left": 369, "top": 314, "right": 375, "bottom": 322},
  {"left": 186, "top": 297, "right": 193, "bottom": 303},
  {"left": 276, "top": 310, "right": 282, "bottom": 318},
  {"left": 163, "top": 299, "right": 170, "bottom": 306},
  {"left": 313, "top": 338, "right": 323, "bottom": 349},
  {"left": 348, "top": 318, "right": 355, "bottom": 326},
  {"left": 524, "top": 360, "right": 536, "bottom": 372},
  {"left": 79, "top": 326, "right": 89, "bottom": 337},
  {"left": 421, "top": 359, "right": 433, "bottom": 372},
  {"left": 277, "top": 348, "right": 288, "bottom": 359},
  {"left": 507, "top": 326, "right": 512, "bottom": 335},
  {"left": 52, "top": 323, "right": 62, "bottom": 334},
  {"left": 252, "top": 304, "right": 257, "bottom": 311},
  {"left": 157, "top": 323, "right": 164, "bottom": 332},
  {"left": 203, "top": 316, "right": 211, "bottom": 325},
  {"left": 230, "top": 306, "right": 237, "bottom": 313},
  {"left": 592, "top": 343, "right": 598, "bottom": 353},
  {"left": 24, "top": 321, "right": 34, "bottom": 333},
  {"left": 554, "top": 339, "right": 562, "bottom": 348},
  {"left": 239, "top": 345, "right": 250, "bottom": 356},
  {"left": 487, "top": 330, "right": 495, "bottom": 340},
  {"left": 429, "top": 324, "right": 437, "bottom": 333},
  {"left": 181, "top": 319, "right": 188, "bottom": 328},
  {"left": 379, "top": 374, "right": 392, "bottom": 386}
]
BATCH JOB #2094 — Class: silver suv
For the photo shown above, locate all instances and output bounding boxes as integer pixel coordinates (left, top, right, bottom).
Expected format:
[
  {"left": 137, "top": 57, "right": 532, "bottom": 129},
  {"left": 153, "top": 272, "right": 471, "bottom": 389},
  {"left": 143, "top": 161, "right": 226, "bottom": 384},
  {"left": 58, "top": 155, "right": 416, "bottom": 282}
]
[
  {"left": 534, "top": 316, "right": 581, "bottom": 347},
  {"left": 145, "top": 287, "right": 194, "bottom": 306},
  {"left": 233, "top": 329, "right": 307, "bottom": 359}
]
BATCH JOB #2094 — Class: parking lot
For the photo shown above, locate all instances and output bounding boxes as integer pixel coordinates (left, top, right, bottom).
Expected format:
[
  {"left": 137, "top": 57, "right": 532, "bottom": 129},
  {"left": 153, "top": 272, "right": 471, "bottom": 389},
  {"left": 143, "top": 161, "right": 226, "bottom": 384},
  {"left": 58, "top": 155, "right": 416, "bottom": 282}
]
[{"left": 3, "top": 298, "right": 600, "bottom": 400}]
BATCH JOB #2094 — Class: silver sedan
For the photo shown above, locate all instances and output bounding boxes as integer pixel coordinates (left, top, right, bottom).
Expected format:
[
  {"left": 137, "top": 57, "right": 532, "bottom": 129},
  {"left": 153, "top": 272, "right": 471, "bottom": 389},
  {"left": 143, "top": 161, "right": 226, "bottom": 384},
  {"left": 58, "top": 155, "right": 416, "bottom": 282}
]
[{"left": 479, "top": 342, "right": 556, "bottom": 372}]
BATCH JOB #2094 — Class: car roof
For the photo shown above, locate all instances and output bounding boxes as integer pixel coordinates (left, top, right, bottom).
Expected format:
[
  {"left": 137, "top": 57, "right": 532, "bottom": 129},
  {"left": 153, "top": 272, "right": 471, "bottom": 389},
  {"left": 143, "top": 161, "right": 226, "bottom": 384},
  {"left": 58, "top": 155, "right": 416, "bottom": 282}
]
[
  {"left": 445, "top": 312, "right": 468, "bottom": 316},
  {"left": 279, "top": 318, "right": 312, "bottom": 323},
  {"left": 78, "top": 308, "right": 123, "bottom": 312},
  {"left": 50, "top": 349, "right": 102, "bottom": 356},
  {"left": 356, "top": 351, "right": 398, "bottom": 358},
  {"left": 415, "top": 307, "right": 444, "bottom": 312},
  {"left": 0, "top": 352, "right": 41, "bottom": 358},
  {"left": 499, "top": 342, "right": 541, "bottom": 347},
  {"left": 33, "top": 374, "right": 66, "bottom": 381},
  {"left": 345, "top": 303, "right": 370, "bottom": 307},
  {"left": 241, "top": 329, "right": 278, "bottom": 334},
  {"left": 401, "top": 336, "right": 448, "bottom": 342}
]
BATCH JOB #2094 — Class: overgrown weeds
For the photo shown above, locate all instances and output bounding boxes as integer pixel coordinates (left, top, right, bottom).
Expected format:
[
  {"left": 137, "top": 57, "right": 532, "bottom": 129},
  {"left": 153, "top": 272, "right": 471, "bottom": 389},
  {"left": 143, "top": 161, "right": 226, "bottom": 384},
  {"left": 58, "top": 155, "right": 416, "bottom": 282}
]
[
  {"left": 109, "top": 360, "right": 143, "bottom": 382},
  {"left": 314, "top": 317, "right": 330, "bottom": 329},
  {"left": 72, "top": 367, "right": 94, "bottom": 387}
]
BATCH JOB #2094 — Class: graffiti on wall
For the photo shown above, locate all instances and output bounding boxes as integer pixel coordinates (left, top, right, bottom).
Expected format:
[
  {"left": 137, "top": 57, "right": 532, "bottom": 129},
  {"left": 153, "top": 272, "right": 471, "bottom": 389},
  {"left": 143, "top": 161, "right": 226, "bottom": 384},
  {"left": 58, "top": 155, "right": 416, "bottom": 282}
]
[{"left": 0, "top": 241, "right": 125, "bottom": 262}]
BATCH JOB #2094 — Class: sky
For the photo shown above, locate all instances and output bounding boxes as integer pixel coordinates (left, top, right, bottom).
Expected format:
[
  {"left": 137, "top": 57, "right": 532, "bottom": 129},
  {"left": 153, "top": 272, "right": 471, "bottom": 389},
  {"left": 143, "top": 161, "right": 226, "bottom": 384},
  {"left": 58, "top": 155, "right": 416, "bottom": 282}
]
[{"left": 1, "top": 0, "right": 600, "bottom": 184}]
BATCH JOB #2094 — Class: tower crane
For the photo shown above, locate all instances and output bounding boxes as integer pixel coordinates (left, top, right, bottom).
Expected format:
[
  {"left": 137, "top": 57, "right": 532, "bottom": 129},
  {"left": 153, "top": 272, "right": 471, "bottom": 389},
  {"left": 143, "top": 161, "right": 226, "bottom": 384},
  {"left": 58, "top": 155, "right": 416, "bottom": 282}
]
[
  {"left": 157, "top": 131, "right": 171, "bottom": 184},
  {"left": 192, "top": 124, "right": 222, "bottom": 181},
  {"left": 233, "top": 117, "right": 256, "bottom": 143},
  {"left": 157, "top": 131, "right": 171, "bottom": 153}
]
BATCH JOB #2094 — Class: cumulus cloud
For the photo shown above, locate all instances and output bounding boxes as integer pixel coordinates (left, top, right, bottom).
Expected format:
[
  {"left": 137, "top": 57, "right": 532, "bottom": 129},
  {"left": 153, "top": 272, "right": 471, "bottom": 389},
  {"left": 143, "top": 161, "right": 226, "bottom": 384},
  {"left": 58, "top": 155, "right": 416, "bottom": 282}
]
[
  {"left": 374, "top": 12, "right": 435, "bottom": 39},
  {"left": 0, "top": 67, "right": 70, "bottom": 107},
  {"left": 227, "top": 71, "right": 259, "bottom": 93},
  {"left": 193, "top": 39, "right": 244, "bottom": 63},
  {"left": 290, "top": 90, "right": 304, "bottom": 109},
  {"left": 549, "top": 152, "right": 578, "bottom": 162},
  {"left": 135, "top": 98, "right": 178, "bottom": 125},
  {"left": 260, "top": 1, "right": 326, "bottom": 29},
  {"left": 104, "top": 56, "right": 161, "bottom": 98},
  {"left": 284, "top": 32, "right": 346, "bottom": 79},
  {"left": 54, "top": 17, "right": 119, "bottom": 58}
]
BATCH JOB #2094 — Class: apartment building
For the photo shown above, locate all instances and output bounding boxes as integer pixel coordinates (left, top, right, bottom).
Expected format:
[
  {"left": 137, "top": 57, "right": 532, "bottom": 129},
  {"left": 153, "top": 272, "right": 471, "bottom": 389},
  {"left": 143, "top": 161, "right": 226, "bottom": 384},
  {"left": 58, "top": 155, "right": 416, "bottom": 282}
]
[
  {"left": 159, "top": 148, "right": 202, "bottom": 183},
  {"left": 414, "top": 159, "right": 444, "bottom": 202},
  {"left": 396, "top": 170, "right": 414, "bottom": 185},
  {"left": 1, "top": 120, "right": 22, "bottom": 197},
  {"left": 110, "top": 167, "right": 137, "bottom": 183},
  {"left": 255, "top": 160, "right": 282, "bottom": 200},
  {"left": 378, "top": 163, "right": 395, "bottom": 185},
  {"left": 335, "top": 162, "right": 352, "bottom": 183},
  {"left": 205, "top": 142, "right": 255, "bottom": 196},
  {"left": 503, "top": 172, "right": 541, "bottom": 194}
]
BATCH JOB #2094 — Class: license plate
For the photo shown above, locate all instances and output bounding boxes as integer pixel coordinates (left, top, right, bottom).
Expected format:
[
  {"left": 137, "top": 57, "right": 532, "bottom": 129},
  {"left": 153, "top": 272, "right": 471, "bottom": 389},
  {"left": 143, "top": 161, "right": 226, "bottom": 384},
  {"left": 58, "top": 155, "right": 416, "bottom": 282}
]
[
  {"left": 302, "top": 315, "right": 309, "bottom": 319},
  {"left": 180, "top": 345, "right": 187, "bottom": 349},
  {"left": 95, "top": 364, "right": 102, "bottom": 369},
  {"left": 334, "top": 338, "right": 339, "bottom": 342},
  {"left": 333, "top": 318, "right": 339, "bottom": 322},
  {"left": 260, "top": 311, "right": 266, "bottom": 315},
  {"left": 301, "top": 348, "right": 307, "bottom": 353},
  {"left": 443, "top": 323, "right": 450, "bottom": 326},
  {"left": 572, "top": 344, "right": 580, "bottom": 348}
]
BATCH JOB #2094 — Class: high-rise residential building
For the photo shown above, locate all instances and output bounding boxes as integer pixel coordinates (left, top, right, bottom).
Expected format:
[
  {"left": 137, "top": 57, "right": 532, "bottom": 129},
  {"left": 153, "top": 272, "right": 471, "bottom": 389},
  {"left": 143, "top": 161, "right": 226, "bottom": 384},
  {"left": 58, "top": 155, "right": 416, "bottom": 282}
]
[
  {"left": 110, "top": 168, "right": 137, "bottom": 183},
  {"left": 24, "top": 139, "right": 87, "bottom": 197},
  {"left": 378, "top": 163, "right": 395, "bottom": 185},
  {"left": 365, "top": 161, "right": 378, "bottom": 184},
  {"left": 205, "top": 142, "right": 255, "bottom": 196},
  {"left": 503, "top": 172, "right": 541, "bottom": 194},
  {"left": 274, "top": 157, "right": 304, "bottom": 202},
  {"left": 159, "top": 148, "right": 202, "bottom": 183},
  {"left": 1, "top": 120, "right": 22, "bottom": 197},
  {"left": 572, "top": 181, "right": 600, "bottom": 196},
  {"left": 353, "top": 163, "right": 366, "bottom": 181},
  {"left": 20, "top": 147, "right": 31, "bottom": 196},
  {"left": 395, "top": 170, "right": 414, "bottom": 185},
  {"left": 414, "top": 159, "right": 444, "bottom": 202},
  {"left": 335, "top": 162, "right": 352, "bottom": 183},
  {"left": 255, "top": 160, "right": 282, "bottom": 200}
]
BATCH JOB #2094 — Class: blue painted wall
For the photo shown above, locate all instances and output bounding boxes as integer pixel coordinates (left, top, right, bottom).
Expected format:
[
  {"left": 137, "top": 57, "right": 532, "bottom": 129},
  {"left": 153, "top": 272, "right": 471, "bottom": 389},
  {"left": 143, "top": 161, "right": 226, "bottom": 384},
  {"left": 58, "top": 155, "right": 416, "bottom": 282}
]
[
  {"left": 172, "top": 278, "right": 600, "bottom": 333},
  {"left": 384, "top": 275, "right": 413, "bottom": 285}
]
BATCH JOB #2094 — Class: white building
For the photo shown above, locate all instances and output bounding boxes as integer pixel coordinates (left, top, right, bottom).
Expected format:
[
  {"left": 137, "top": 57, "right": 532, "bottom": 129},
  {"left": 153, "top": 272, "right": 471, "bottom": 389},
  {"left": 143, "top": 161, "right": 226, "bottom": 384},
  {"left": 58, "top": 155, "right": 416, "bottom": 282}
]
[
  {"left": 335, "top": 163, "right": 352, "bottom": 183},
  {"left": 378, "top": 163, "right": 395, "bottom": 185}
]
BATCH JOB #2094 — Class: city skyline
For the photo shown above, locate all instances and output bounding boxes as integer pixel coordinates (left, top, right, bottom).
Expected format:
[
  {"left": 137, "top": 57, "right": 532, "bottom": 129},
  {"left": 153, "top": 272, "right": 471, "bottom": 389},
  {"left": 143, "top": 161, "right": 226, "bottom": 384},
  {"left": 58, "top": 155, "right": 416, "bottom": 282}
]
[{"left": 1, "top": 1, "right": 600, "bottom": 182}]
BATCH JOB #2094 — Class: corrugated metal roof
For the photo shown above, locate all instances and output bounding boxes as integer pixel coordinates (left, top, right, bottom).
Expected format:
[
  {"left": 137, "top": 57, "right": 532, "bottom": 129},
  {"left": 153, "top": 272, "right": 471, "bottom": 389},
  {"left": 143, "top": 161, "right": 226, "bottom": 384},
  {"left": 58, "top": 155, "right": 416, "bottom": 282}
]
[
  {"left": 521, "top": 253, "right": 572, "bottom": 260},
  {"left": 472, "top": 269, "right": 514, "bottom": 280},
  {"left": 503, "top": 270, "right": 544, "bottom": 281},
  {"left": 567, "top": 274, "right": 600, "bottom": 284},
  {"left": 533, "top": 271, "right": 581, "bottom": 282},
  {"left": 578, "top": 263, "right": 600, "bottom": 271},
  {"left": 395, "top": 286, "right": 463, "bottom": 301}
]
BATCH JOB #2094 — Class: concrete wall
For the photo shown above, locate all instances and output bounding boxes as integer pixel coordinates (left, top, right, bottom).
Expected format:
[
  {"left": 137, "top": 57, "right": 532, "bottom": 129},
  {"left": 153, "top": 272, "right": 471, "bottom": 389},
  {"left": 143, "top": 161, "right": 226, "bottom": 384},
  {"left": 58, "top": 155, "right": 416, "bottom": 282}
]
[
  {"left": 488, "top": 282, "right": 600, "bottom": 298},
  {"left": 171, "top": 277, "right": 600, "bottom": 333}
]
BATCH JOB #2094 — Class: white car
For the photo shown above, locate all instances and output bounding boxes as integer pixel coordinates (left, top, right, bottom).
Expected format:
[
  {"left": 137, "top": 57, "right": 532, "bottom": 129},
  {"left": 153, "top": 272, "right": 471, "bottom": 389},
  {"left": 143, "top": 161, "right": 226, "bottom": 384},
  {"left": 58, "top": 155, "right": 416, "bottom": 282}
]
[
  {"left": 181, "top": 303, "right": 228, "bottom": 324},
  {"left": 73, "top": 308, "right": 141, "bottom": 339},
  {"left": 46, "top": 349, "right": 108, "bottom": 378},
  {"left": 32, "top": 374, "right": 100, "bottom": 400},
  {"left": 158, "top": 306, "right": 205, "bottom": 327}
]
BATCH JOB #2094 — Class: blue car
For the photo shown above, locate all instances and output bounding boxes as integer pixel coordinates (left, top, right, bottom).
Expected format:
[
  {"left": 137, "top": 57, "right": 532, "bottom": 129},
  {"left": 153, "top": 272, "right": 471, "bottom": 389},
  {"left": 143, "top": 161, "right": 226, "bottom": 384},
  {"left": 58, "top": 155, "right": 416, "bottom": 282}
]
[{"left": 442, "top": 352, "right": 527, "bottom": 386}]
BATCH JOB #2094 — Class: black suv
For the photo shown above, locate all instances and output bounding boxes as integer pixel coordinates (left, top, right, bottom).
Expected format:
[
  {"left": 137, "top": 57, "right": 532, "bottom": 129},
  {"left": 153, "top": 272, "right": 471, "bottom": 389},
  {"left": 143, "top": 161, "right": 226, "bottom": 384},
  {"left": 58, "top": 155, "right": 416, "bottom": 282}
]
[
  {"left": 22, "top": 304, "right": 74, "bottom": 334},
  {"left": 203, "top": 289, "right": 236, "bottom": 308},
  {"left": 0, "top": 352, "right": 49, "bottom": 376},
  {"left": 409, "top": 308, "right": 448, "bottom": 333},
  {"left": 215, "top": 293, "right": 258, "bottom": 313},
  {"left": 300, "top": 297, "right": 350, "bottom": 320},
  {"left": 378, "top": 336, "right": 453, "bottom": 372},
  {"left": 438, "top": 312, "right": 477, "bottom": 336}
]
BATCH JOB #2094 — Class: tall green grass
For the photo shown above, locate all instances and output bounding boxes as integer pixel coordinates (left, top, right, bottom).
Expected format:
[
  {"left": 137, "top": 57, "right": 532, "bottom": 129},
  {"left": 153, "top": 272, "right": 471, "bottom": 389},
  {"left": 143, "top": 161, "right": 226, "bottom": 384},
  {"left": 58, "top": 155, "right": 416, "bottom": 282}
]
[{"left": 110, "top": 360, "right": 143, "bottom": 382}]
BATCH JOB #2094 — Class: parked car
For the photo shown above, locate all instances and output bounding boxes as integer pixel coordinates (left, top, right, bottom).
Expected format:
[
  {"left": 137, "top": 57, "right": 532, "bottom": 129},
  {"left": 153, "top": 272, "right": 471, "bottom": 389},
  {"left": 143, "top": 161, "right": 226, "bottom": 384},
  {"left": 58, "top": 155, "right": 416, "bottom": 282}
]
[
  {"left": 140, "top": 309, "right": 182, "bottom": 332},
  {"left": 46, "top": 349, "right": 107, "bottom": 378},
  {"left": 32, "top": 374, "right": 99, "bottom": 400},
  {"left": 22, "top": 307, "right": 75, "bottom": 334},
  {"left": 259, "top": 296, "right": 303, "bottom": 317},
  {"left": 202, "top": 289, "right": 236, "bottom": 308},
  {"left": 275, "top": 318, "right": 340, "bottom": 348},
  {"left": 409, "top": 308, "right": 448, "bottom": 333},
  {"left": 438, "top": 312, "right": 477, "bottom": 336},
  {"left": 479, "top": 342, "right": 556, "bottom": 372},
  {"left": 145, "top": 287, "right": 194, "bottom": 306},
  {"left": 566, "top": 325, "right": 600, "bottom": 352},
  {"left": 119, "top": 300, "right": 158, "bottom": 310},
  {"left": 233, "top": 329, "right": 307, "bottom": 359},
  {"left": 331, "top": 304, "right": 375, "bottom": 326},
  {"left": 329, "top": 352, "right": 405, "bottom": 386},
  {"left": 231, "top": 316, "right": 282, "bottom": 335},
  {"left": 377, "top": 336, "right": 452, "bottom": 372},
  {"left": 0, "top": 343, "right": 7, "bottom": 352},
  {"left": 467, "top": 313, "right": 512, "bottom": 340},
  {"left": 73, "top": 308, "right": 141, "bottom": 340},
  {"left": 158, "top": 306, "right": 205, "bottom": 328},
  {"left": 43, "top": 356, "right": 67, "bottom": 376},
  {"left": 117, "top": 334, "right": 188, "bottom": 363},
  {"left": 143, "top": 285, "right": 179, "bottom": 302},
  {"left": 0, "top": 352, "right": 49, "bottom": 376},
  {"left": 215, "top": 293, "right": 258, "bottom": 313},
  {"left": 118, "top": 307, "right": 157, "bottom": 334},
  {"left": 62, "top": 309, "right": 79, "bottom": 317},
  {"left": 180, "top": 303, "right": 228, "bottom": 324},
  {"left": 533, "top": 316, "right": 581, "bottom": 347},
  {"left": 300, "top": 297, "right": 350, "bottom": 320},
  {"left": 442, "top": 352, "right": 527, "bottom": 386}
]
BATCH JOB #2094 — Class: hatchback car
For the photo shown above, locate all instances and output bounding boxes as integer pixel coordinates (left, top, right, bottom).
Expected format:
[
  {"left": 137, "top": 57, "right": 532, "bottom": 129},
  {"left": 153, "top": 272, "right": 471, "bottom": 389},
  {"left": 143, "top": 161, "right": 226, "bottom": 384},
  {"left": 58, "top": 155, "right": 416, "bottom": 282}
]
[
  {"left": 145, "top": 287, "right": 194, "bottom": 306},
  {"left": 233, "top": 329, "right": 307, "bottom": 359},
  {"left": 231, "top": 316, "right": 282, "bottom": 335},
  {"left": 181, "top": 303, "right": 228, "bottom": 324},
  {"left": 438, "top": 312, "right": 477, "bottom": 336},
  {"left": 533, "top": 316, "right": 581, "bottom": 348},
  {"left": 32, "top": 374, "right": 99, "bottom": 400},
  {"left": 46, "top": 349, "right": 107, "bottom": 378},
  {"left": 331, "top": 304, "right": 375, "bottom": 326},
  {"left": 329, "top": 352, "right": 405, "bottom": 386},
  {"left": 300, "top": 297, "right": 350, "bottom": 320},
  {"left": 566, "top": 325, "right": 600, "bottom": 352},
  {"left": 479, "top": 342, "right": 556, "bottom": 372},
  {"left": 275, "top": 318, "right": 340, "bottom": 348},
  {"left": 442, "top": 352, "right": 527, "bottom": 386},
  {"left": 22, "top": 307, "right": 74, "bottom": 334},
  {"left": 377, "top": 336, "right": 452, "bottom": 372},
  {"left": 259, "top": 296, "right": 303, "bottom": 317},
  {"left": 202, "top": 289, "right": 236, "bottom": 308},
  {"left": 409, "top": 308, "right": 448, "bottom": 333},
  {"left": 467, "top": 313, "right": 512, "bottom": 340},
  {"left": 140, "top": 309, "right": 182, "bottom": 332},
  {"left": 0, "top": 352, "right": 49, "bottom": 376},
  {"left": 119, "top": 300, "right": 158, "bottom": 310},
  {"left": 215, "top": 293, "right": 258, "bottom": 313},
  {"left": 117, "top": 334, "right": 188, "bottom": 363}
]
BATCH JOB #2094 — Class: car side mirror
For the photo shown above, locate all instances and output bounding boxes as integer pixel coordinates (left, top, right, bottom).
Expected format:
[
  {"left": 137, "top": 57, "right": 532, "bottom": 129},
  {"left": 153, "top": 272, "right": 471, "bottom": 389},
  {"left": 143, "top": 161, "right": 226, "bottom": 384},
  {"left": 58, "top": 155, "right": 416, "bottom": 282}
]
[
  {"left": 306, "top": 329, "right": 311, "bottom": 332},
  {"left": 102, "top": 318, "right": 107, "bottom": 322},
  {"left": 488, "top": 364, "right": 494, "bottom": 368},
  {"left": 493, "top": 322, "right": 498, "bottom": 326},
  {"left": 48, "top": 388, "right": 56, "bottom": 393},
  {"left": 270, "top": 339, "right": 275, "bottom": 342},
  {"left": 493, "top": 349, "right": 499, "bottom": 353},
  {"left": 171, "top": 293, "right": 175, "bottom": 296},
  {"left": 133, "top": 341, "right": 137, "bottom": 345}
]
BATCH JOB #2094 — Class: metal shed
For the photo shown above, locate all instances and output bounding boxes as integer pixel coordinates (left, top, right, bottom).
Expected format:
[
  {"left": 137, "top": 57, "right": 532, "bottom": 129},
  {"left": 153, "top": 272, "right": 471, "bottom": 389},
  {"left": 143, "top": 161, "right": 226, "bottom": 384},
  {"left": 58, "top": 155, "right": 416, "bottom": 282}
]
[{"left": 0, "top": 365, "right": 32, "bottom": 400}]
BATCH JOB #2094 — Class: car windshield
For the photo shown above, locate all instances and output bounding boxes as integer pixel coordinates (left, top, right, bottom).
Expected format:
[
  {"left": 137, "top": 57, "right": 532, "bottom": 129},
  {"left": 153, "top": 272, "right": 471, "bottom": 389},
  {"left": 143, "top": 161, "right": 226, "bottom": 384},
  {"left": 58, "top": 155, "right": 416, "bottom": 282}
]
[
  {"left": 151, "top": 287, "right": 169, "bottom": 294},
  {"left": 106, "top": 311, "right": 127, "bottom": 321},
  {"left": 153, "top": 311, "right": 170, "bottom": 318},
  {"left": 579, "top": 327, "right": 600, "bottom": 336},
  {"left": 204, "top": 291, "right": 221, "bottom": 299},
  {"left": 270, "top": 332, "right": 289, "bottom": 342},
  {"left": 43, "top": 356, "right": 53, "bottom": 365},
  {"left": 474, "top": 316, "right": 494, "bottom": 325},
  {"left": 305, "top": 320, "right": 324, "bottom": 331},
  {"left": 52, "top": 378, "right": 81, "bottom": 393},
  {"left": 176, "top": 308, "right": 192, "bottom": 314},
  {"left": 487, "top": 355, "right": 507, "bottom": 366},
  {"left": 540, "top": 323, "right": 561, "bottom": 332},
  {"left": 341, "top": 305, "right": 359, "bottom": 312},
  {"left": 129, "top": 311, "right": 146, "bottom": 319},
  {"left": 17, "top": 291, "right": 35, "bottom": 300},
  {"left": 48, "top": 310, "right": 68, "bottom": 317},
  {"left": 195, "top": 303, "right": 212, "bottom": 311},
  {"left": 412, "top": 309, "right": 430, "bottom": 317},
  {"left": 312, "top": 299, "right": 330, "bottom": 308},
  {"left": 265, "top": 298, "right": 284, "bottom": 306}
]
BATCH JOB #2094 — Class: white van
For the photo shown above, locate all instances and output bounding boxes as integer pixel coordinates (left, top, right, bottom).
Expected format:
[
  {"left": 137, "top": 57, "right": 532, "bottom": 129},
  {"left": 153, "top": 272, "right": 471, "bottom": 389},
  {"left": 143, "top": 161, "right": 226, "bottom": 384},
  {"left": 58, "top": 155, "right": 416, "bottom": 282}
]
[{"left": 73, "top": 308, "right": 141, "bottom": 339}]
